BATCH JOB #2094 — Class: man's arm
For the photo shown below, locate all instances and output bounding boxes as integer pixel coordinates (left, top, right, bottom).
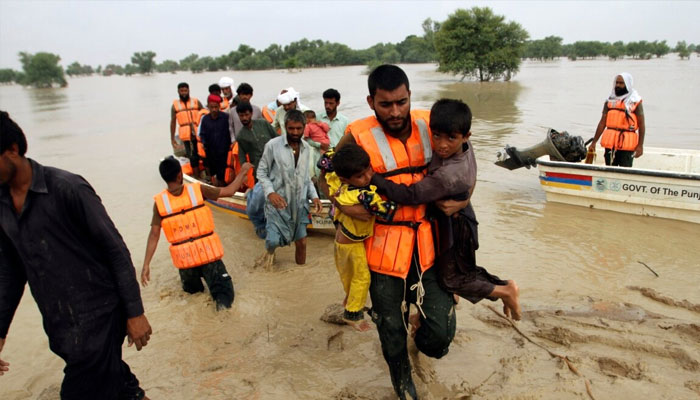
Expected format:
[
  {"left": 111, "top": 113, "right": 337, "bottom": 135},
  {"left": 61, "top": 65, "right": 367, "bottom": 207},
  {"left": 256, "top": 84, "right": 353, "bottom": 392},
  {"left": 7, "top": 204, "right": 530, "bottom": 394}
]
[
  {"left": 635, "top": 103, "right": 645, "bottom": 158},
  {"left": 0, "top": 230, "right": 26, "bottom": 374},
  {"left": 256, "top": 142, "right": 287, "bottom": 209},
  {"left": 170, "top": 105, "right": 178, "bottom": 148},
  {"left": 140, "top": 205, "right": 161, "bottom": 287},
  {"left": 70, "top": 179, "right": 144, "bottom": 319},
  {"left": 69, "top": 180, "right": 152, "bottom": 350},
  {"left": 203, "top": 163, "right": 253, "bottom": 199},
  {"left": 588, "top": 103, "right": 608, "bottom": 152}
]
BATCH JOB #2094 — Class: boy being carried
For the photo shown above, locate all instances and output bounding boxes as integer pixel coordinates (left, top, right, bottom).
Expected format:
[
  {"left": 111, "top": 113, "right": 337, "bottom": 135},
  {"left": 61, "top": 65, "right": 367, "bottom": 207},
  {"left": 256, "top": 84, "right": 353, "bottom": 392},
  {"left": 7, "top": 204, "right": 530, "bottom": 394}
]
[
  {"left": 371, "top": 99, "right": 521, "bottom": 320},
  {"left": 322, "top": 144, "right": 396, "bottom": 331}
]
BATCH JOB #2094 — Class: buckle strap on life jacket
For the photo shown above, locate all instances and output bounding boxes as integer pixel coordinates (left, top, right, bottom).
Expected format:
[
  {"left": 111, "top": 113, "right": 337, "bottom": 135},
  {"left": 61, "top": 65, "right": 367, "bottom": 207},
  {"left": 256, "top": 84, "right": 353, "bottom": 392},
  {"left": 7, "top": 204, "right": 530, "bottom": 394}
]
[
  {"left": 160, "top": 202, "right": 206, "bottom": 220},
  {"left": 171, "top": 231, "right": 214, "bottom": 246}
]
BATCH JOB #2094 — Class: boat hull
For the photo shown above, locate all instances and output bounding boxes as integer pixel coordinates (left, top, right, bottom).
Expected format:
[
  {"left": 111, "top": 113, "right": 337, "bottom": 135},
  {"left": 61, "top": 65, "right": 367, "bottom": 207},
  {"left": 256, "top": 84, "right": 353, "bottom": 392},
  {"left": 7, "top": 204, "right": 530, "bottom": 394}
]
[
  {"left": 183, "top": 174, "right": 335, "bottom": 231},
  {"left": 536, "top": 147, "right": 700, "bottom": 224}
]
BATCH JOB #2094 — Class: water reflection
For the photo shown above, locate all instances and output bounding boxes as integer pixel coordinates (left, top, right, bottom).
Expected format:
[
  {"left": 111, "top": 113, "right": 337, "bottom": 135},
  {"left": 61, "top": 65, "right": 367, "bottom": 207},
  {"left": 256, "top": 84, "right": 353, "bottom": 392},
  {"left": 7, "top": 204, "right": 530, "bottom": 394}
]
[
  {"left": 27, "top": 87, "right": 68, "bottom": 112},
  {"left": 437, "top": 81, "right": 524, "bottom": 125}
]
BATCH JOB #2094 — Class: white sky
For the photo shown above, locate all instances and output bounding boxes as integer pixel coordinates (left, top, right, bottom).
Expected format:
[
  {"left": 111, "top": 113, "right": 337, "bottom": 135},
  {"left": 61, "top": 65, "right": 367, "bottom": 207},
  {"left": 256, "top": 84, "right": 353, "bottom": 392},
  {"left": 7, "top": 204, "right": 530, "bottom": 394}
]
[{"left": 1, "top": 0, "right": 699, "bottom": 70}]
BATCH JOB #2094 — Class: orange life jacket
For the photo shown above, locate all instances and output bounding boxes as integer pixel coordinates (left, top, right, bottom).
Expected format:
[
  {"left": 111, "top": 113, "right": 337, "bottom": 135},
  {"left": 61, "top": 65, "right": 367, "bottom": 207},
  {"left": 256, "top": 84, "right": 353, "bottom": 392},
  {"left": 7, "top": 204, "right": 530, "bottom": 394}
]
[
  {"left": 600, "top": 99, "right": 641, "bottom": 151},
  {"left": 196, "top": 109, "right": 210, "bottom": 159},
  {"left": 262, "top": 105, "right": 276, "bottom": 124},
  {"left": 348, "top": 110, "right": 435, "bottom": 279},
  {"left": 224, "top": 142, "right": 255, "bottom": 189},
  {"left": 220, "top": 97, "right": 230, "bottom": 112},
  {"left": 154, "top": 183, "right": 224, "bottom": 269},
  {"left": 173, "top": 98, "right": 200, "bottom": 141}
]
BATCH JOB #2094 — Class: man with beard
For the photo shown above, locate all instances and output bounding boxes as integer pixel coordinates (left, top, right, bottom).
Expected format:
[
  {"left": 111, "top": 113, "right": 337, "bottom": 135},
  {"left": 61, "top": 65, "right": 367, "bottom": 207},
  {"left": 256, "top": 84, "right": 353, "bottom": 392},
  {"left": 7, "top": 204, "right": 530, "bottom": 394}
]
[
  {"left": 171, "top": 82, "right": 204, "bottom": 176},
  {"left": 199, "top": 94, "right": 231, "bottom": 186},
  {"left": 0, "top": 111, "right": 152, "bottom": 399},
  {"left": 318, "top": 88, "right": 349, "bottom": 147},
  {"left": 256, "top": 110, "right": 321, "bottom": 268},
  {"left": 236, "top": 102, "right": 277, "bottom": 178},
  {"left": 322, "top": 65, "right": 466, "bottom": 399},
  {"left": 218, "top": 77, "right": 234, "bottom": 112},
  {"left": 588, "top": 72, "right": 646, "bottom": 167},
  {"left": 228, "top": 83, "right": 262, "bottom": 140}
]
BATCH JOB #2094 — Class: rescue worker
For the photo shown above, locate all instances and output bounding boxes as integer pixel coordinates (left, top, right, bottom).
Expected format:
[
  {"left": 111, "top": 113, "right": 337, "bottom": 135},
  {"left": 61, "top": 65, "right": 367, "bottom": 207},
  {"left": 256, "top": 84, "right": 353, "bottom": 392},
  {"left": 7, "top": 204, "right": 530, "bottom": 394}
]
[
  {"left": 588, "top": 72, "right": 646, "bottom": 167},
  {"left": 170, "top": 82, "right": 204, "bottom": 177},
  {"left": 323, "top": 65, "right": 466, "bottom": 399},
  {"left": 141, "top": 157, "right": 253, "bottom": 311}
]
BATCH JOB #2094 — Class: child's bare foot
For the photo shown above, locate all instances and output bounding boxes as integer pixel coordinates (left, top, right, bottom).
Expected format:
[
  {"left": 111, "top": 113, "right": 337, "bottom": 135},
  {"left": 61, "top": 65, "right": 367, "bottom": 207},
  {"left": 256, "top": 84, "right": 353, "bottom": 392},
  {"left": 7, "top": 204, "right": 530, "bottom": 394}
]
[
  {"left": 343, "top": 318, "right": 371, "bottom": 332},
  {"left": 408, "top": 312, "right": 421, "bottom": 337},
  {"left": 342, "top": 295, "right": 348, "bottom": 307},
  {"left": 502, "top": 280, "right": 522, "bottom": 320},
  {"left": 453, "top": 294, "right": 460, "bottom": 304}
]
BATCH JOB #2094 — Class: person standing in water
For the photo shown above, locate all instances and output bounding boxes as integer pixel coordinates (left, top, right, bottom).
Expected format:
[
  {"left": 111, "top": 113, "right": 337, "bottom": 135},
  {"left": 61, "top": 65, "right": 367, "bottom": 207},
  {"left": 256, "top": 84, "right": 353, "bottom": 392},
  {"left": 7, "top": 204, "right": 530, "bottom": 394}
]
[{"left": 0, "top": 111, "right": 152, "bottom": 399}]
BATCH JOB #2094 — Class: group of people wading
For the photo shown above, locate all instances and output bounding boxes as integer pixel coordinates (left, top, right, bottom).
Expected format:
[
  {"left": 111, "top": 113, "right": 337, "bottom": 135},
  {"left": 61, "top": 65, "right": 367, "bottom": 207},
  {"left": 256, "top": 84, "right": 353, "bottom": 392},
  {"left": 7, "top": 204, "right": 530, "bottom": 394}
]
[{"left": 0, "top": 65, "right": 644, "bottom": 400}]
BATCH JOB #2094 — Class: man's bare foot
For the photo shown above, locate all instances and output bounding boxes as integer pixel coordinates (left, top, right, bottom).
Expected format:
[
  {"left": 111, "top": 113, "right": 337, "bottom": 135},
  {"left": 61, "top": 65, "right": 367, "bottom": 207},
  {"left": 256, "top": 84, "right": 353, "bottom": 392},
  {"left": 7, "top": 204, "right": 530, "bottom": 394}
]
[
  {"left": 295, "top": 239, "right": 306, "bottom": 264},
  {"left": 502, "top": 280, "right": 522, "bottom": 321},
  {"left": 408, "top": 312, "right": 421, "bottom": 337},
  {"left": 253, "top": 251, "right": 269, "bottom": 268},
  {"left": 263, "top": 252, "right": 275, "bottom": 271},
  {"left": 343, "top": 318, "right": 371, "bottom": 332}
]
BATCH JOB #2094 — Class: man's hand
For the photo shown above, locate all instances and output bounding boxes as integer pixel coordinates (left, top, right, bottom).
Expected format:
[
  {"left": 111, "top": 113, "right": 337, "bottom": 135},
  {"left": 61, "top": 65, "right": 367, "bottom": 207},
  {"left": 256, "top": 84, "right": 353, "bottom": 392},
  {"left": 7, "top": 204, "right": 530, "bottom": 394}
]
[
  {"left": 241, "top": 162, "right": 254, "bottom": 173},
  {"left": 634, "top": 144, "right": 644, "bottom": 158},
  {"left": 140, "top": 264, "right": 150, "bottom": 287},
  {"left": 0, "top": 338, "right": 9, "bottom": 376},
  {"left": 127, "top": 315, "right": 152, "bottom": 351},
  {"left": 587, "top": 141, "right": 596, "bottom": 153},
  {"left": 435, "top": 198, "right": 468, "bottom": 217},
  {"left": 268, "top": 193, "right": 287, "bottom": 209},
  {"left": 311, "top": 198, "right": 322, "bottom": 214}
]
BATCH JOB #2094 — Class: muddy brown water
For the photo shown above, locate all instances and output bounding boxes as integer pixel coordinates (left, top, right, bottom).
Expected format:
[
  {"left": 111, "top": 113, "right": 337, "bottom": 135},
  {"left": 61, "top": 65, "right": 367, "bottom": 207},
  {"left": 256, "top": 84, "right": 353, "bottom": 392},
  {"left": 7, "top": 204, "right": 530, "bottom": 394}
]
[{"left": 1, "top": 59, "right": 699, "bottom": 399}]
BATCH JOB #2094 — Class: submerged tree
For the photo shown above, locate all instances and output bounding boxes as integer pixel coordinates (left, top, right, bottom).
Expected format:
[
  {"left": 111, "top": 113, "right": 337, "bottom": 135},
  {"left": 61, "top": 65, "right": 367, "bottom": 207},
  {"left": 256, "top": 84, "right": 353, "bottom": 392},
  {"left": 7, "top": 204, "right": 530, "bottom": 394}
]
[
  {"left": 675, "top": 41, "right": 690, "bottom": 59},
  {"left": 17, "top": 52, "right": 67, "bottom": 88},
  {"left": 131, "top": 51, "right": 157, "bottom": 74},
  {"left": 435, "top": 7, "right": 528, "bottom": 81}
]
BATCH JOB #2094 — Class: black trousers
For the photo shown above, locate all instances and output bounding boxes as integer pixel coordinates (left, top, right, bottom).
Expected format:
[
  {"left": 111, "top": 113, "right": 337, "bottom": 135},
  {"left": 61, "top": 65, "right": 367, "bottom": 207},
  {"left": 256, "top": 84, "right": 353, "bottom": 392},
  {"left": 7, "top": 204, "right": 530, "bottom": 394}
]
[
  {"left": 183, "top": 139, "right": 199, "bottom": 169},
  {"left": 604, "top": 148, "right": 634, "bottom": 167},
  {"left": 178, "top": 259, "right": 234, "bottom": 307},
  {"left": 369, "top": 254, "right": 456, "bottom": 399},
  {"left": 58, "top": 309, "right": 144, "bottom": 400}
]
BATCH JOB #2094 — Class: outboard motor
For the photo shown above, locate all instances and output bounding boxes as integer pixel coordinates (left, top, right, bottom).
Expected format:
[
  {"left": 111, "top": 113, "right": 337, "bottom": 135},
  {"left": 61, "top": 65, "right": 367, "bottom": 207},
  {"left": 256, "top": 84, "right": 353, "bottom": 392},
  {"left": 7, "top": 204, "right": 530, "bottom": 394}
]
[{"left": 495, "top": 128, "right": 586, "bottom": 170}]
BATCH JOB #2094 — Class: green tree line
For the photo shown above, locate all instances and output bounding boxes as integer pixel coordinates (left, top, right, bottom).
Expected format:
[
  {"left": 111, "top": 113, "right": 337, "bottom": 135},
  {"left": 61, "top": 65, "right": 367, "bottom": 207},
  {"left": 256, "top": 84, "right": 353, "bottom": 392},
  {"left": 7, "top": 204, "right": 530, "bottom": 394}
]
[
  {"left": 523, "top": 37, "right": 697, "bottom": 61},
  {"left": 2, "top": 7, "right": 698, "bottom": 86}
]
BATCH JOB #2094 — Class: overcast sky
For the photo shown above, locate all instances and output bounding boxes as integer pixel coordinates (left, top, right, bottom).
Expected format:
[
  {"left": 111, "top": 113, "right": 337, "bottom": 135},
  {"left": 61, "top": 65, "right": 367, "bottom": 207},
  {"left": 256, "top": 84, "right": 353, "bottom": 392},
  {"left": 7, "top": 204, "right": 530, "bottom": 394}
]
[{"left": 1, "top": 0, "right": 699, "bottom": 70}]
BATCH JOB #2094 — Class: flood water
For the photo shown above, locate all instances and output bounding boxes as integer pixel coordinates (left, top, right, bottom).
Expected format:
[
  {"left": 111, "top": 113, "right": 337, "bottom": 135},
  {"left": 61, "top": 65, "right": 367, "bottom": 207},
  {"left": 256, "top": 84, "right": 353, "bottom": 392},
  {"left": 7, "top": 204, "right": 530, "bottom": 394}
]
[{"left": 1, "top": 58, "right": 699, "bottom": 399}]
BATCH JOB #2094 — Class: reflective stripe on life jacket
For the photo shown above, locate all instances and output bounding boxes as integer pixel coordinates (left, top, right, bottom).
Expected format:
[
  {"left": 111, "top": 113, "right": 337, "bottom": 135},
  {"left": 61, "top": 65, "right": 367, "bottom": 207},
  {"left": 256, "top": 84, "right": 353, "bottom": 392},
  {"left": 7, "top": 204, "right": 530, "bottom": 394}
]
[
  {"left": 600, "top": 99, "right": 641, "bottom": 151},
  {"left": 348, "top": 110, "right": 435, "bottom": 279},
  {"left": 174, "top": 98, "right": 200, "bottom": 141},
  {"left": 196, "top": 109, "right": 210, "bottom": 159},
  {"left": 154, "top": 183, "right": 223, "bottom": 269}
]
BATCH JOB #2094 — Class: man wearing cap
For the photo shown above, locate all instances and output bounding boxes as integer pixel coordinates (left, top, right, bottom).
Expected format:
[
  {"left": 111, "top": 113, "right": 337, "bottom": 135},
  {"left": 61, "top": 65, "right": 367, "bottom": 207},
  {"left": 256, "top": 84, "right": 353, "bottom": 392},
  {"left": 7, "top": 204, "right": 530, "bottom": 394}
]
[
  {"left": 228, "top": 83, "right": 262, "bottom": 140},
  {"left": 219, "top": 77, "right": 234, "bottom": 112},
  {"left": 199, "top": 94, "right": 231, "bottom": 186},
  {"left": 272, "top": 87, "right": 309, "bottom": 136}
]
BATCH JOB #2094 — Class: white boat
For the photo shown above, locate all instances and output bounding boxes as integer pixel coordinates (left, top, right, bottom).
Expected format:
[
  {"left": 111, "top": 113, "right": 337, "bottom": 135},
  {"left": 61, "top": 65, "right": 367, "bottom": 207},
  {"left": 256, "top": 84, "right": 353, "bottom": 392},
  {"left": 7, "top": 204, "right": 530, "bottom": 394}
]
[
  {"left": 536, "top": 147, "right": 700, "bottom": 224},
  {"left": 182, "top": 173, "right": 335, "bottom": 231}
]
